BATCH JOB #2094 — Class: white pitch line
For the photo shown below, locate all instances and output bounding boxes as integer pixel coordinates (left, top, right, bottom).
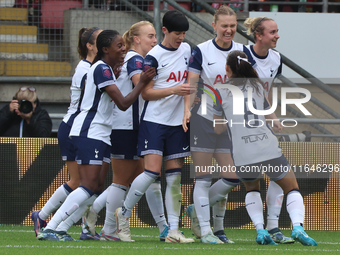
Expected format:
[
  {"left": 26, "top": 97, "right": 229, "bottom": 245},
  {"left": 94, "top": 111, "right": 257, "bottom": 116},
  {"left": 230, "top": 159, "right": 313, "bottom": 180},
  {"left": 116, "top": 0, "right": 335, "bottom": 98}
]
[
  {"left": 0, "top": 244, "right": 339, "bottom": 252},
  {"left": 0, "top": 230, "right": 338, "bottom": 245}
]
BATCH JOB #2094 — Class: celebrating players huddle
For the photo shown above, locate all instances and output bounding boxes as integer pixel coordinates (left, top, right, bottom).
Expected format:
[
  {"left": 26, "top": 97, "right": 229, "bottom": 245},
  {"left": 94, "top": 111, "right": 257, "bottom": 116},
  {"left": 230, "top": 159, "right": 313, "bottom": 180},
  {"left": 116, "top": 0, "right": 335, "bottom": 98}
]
[{"left": 31, "top": 6, "right": 317, "bottom": 246}]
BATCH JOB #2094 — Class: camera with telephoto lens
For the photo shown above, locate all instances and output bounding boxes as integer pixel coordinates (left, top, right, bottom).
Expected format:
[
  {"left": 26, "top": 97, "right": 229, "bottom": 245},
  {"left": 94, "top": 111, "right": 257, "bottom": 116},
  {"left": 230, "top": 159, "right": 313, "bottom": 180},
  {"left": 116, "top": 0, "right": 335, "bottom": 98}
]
[{"left": 19, "top": 100, "right": 33, "bottom": 114}]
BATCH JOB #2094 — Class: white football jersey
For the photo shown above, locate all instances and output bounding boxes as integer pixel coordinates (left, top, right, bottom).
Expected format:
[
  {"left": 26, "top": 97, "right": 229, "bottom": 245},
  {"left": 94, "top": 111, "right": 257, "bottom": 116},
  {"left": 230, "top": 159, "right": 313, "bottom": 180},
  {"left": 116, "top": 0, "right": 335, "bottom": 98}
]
[
  {"left": 246, "top": 45, "right": 282, "bottom": 96},
  {"left": 63, "top": 59, "right": 91, "bottom": 125},
  {"left": 141, "top": 42, "right": 191, "bottom": 126},
  {"left": 214, "top": 83, "right": 282, "bottom": 166},
  {"left": 70, "top": 60, "right": 117, "bottom": 145},
  {"left": 189, "top": 39, "right": 256, "bottom": 122},
  {"left": 112, "top": 50, "right": 144, "bottom": 130}
]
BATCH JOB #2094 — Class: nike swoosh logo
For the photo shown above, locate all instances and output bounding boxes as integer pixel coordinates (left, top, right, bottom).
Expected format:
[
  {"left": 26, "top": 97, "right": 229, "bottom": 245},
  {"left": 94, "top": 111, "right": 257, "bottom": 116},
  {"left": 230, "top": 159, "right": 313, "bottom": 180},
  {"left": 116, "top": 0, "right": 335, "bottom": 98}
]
[
  {"left": 183, "top": 146, "right": 189, "bottom": 150},
  {"left": 162, "top": 63, "right": 169, "bottom": 67},
  {"left": 208, "top": 62, "right": 216, "bottom": 65},
  {"left": 201, "top": 204, "right": 209, "bottom": 207}
]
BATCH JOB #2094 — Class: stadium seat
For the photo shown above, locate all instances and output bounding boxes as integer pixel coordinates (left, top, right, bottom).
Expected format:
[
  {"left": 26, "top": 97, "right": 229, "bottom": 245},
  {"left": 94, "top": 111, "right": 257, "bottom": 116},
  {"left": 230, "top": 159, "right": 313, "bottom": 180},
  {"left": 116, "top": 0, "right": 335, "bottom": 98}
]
[
  {"left": 0, "top": 7, "right": 27, "bottom": 21},
  {"left": 0, "top": 42, "right": 48, "bottom": 60},
  {"left": 0, "top": 0, "right": 14, "bottom": 7},
  {"left": 40, "top": 0, "right": 82, "bottom": 29},
  {"left": 0, "top": 24, "right": 37, "bottom": 43},
  {"left": 3, "top": 60, "right": 71, "bottom": 76}
]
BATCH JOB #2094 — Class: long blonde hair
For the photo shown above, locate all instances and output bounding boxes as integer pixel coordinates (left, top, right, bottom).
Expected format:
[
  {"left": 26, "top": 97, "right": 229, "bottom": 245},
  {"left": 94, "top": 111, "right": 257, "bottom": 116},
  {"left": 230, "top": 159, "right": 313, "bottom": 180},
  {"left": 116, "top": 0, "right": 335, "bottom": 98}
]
[
  {"left": 122, "top": 21, "right": 154, "bottom": 52},
  {"left": 244, "top": 17, "right": 274, "bottom": 42}
]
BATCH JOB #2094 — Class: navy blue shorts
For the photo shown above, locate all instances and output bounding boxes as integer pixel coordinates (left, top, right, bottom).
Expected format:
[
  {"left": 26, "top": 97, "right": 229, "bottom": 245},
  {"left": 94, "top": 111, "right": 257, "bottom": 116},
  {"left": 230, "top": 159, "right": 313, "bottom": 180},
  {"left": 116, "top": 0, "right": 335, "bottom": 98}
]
[
  {"left": 57, "top": 121, "right": 76, "bottom": 161},
  {"left": 70, "top": 136, "right": 111, "bottom": 165},
  {"left": 137, "top": 120, "right": 190, "bottom": 161},
  {"left": 236, "top": 155, "right": 290, "bottom": 182},
  {"left": 111, "top": 129, "right": 139, "bottom": 160},
  {"left": 190, "top": 113, "right": 231, "bottom": 153}
]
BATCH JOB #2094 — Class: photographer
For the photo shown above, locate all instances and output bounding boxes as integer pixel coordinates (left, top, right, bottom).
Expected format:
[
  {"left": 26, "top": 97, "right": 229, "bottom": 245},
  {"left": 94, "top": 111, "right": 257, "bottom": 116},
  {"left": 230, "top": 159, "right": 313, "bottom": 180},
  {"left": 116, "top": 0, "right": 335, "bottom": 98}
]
[{"left": 0, "top": 87, "right": 52, "bottom": 137}]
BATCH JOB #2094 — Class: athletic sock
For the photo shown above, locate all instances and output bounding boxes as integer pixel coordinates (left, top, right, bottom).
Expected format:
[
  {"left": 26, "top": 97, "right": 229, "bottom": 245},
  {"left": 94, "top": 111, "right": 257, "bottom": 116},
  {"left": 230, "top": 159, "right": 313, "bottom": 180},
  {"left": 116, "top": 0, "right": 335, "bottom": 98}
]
[
  {"left": 56, "top": 194, "right": 97, "bottom": 233},
  {"left": 193, "top": 175, "right": 212, "bottom": 236},
  {"left": 39, "top": 183, "right": 73, "bottom": 220},
  {"left": 245, "top": 191, "right": 264, "bottom": 231},
  {"left": 266, "top": 181, "right": 284, "bottom": 231},
  {"left": 122, "top": 170, "right": 160, "bottom": 217},
  {"left": 286, "top": 189, "right": 305, "bottom": 227},
  {"left": 165, "top": 169, "right": 182, "bottom": 231},
  {"left": 102, "top": 183, "right": 128, "bottom": 234},
  {"left": 92, "top": 186, "right": 109, "bottom": 214},
  {"left": 209, "top": 178, "right": 239, "bottom": 232},
  {"left": 45, "top": 186, "right": 93, "bottom": 230},
  {"left": 145, "top": 177, "right": 167, "bottom": 233}
]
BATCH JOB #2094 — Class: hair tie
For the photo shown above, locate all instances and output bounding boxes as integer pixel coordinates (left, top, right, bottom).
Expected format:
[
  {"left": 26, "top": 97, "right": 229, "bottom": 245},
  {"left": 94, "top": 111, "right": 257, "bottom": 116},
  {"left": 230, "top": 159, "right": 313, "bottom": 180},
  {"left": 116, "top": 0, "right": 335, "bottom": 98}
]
[
  {"left": 237, "top": 55, "right": 250, "bottom": 65},
  {"left": 86, "top": 28, "right": 99, "bottom": 44},
  {"left": 253, "top": 17, "right": 265, "bottom": 33}
]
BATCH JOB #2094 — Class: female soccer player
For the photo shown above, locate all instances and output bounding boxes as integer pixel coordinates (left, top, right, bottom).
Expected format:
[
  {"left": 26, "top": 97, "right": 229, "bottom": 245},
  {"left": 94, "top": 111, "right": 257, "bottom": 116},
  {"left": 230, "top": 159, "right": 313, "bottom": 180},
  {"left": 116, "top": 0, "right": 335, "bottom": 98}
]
[
  {"left": 243, "top": 17, "right": 293, "bottom": 244},
  {"left": 115, "top": 10, "right": 194, "bottom": 243},
  {"left": 31, "top": 27, "right": 102, "bottom": 239},
  {"left": 83, "top": 21, "right": 169, "bottom": 242},
  {"left": 183, "top": 5, "right": 255, "bottom": 244},
  {"left": 213, "top": 50, "right": 317, "bottom": 246},
  {"left": 37, "top": 30, "right": 155, "bottom": 241}
]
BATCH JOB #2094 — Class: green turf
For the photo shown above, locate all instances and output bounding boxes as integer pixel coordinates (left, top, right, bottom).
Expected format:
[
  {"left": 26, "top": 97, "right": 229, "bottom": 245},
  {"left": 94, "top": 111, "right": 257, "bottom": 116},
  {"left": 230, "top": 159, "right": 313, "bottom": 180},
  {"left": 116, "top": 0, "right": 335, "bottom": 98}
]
[{"left": 0, "top": 225, "right": 339, "bottom": 255}]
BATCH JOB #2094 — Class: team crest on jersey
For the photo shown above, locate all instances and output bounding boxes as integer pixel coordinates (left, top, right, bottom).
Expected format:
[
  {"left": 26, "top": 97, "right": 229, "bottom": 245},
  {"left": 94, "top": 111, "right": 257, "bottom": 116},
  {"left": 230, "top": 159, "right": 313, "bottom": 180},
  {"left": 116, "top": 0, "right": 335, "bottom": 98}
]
[
  {"left": 103, "top": 68, "right": 112, "bottom": 78},
  {"left": 143, "top": 60, "right": 152, "bottom": 71},
  {"left": 135, "top": 58, "right": 143, "bottom": 68}
]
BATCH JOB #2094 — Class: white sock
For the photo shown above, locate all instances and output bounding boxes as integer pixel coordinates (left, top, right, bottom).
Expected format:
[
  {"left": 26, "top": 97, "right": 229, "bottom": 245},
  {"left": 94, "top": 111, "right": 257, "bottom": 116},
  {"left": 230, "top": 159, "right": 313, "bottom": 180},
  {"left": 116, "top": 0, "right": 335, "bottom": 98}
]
[
  {"left": 194, "top": 177, "right": 212, "bottom": 236},
  {"left": 165, "top": 170, "right": 182, "bottom": 231},
  {"left": 266, "top": 181, "right": 284, "bottom": 231},
  {"left": 102, "top": 183, "right": 128, "bottom": 234},
  {"left": 45, "top": 186, "right": 92, "bottom": 230},
  {"left": 145, "top": 178, "right": 167, "bottom": 233},
  {"left": 286, "top": 190, "right": 305, "bottom": 227},
  {"left": 123, "top": 170, "right": 159, "bottom": 217},
  {"left": 245, "top": 191, "right": 264, "bottom": 231},
  {"left": 209, "top": 178, "right": 238, "bottom": 206},
  {"left": 81, "top": 188, "right": 109, "bottom": 233},
  {"left": 212, "top": 197, "right": 227, "bottom": 233},
  {"left": 56, "top": 194, "right": 97, "bottom": 233},
  {"left": 92, "top": 186, "right": 109, "bottom": 214},
  {"left": 39, "top": 183, "right": 72, "bottom": 220},
  {"left": 209, "top": 178, "right": 238, "bottom": 233}
]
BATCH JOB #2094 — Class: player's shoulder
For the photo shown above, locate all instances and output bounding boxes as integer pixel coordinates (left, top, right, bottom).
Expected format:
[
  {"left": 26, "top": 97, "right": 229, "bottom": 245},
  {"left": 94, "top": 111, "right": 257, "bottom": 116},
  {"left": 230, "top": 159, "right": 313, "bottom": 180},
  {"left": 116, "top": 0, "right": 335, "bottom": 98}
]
[
  {"left": 196, "top": 39, "right": 213, "bottom": 50},
  {"left": 126, "top": 50, "right": 143, "bottom": 61},
  {"left": 232, "top": 41, "right": 246, "bottom": 51},
  {"left": 75, "top": 59, "right": 91, "bottom": 73},
  {"left": 268, "top": 49, "right": 281, "bottom": 61},
  {"left": 180, "top": 42, "right": 192, "bottom": 51}
]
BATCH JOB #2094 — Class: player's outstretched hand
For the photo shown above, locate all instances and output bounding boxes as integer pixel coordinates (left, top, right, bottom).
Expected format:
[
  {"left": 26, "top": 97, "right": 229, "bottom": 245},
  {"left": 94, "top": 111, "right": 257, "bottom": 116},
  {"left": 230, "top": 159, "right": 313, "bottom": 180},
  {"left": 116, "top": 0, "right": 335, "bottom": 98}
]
[
  {"left": 140, "top": 67, "right": 156, "bottom": 85},
  {"left": 174, "top": 83, "right": 196, "bottom": 96}
]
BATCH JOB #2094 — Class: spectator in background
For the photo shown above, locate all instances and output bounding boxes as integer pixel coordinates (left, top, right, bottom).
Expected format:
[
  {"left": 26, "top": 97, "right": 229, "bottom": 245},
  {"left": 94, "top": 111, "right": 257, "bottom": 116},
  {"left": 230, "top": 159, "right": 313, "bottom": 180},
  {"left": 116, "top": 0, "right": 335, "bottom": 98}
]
[{"left": 0, "top": 87, "right": 52, "bottom": 137}]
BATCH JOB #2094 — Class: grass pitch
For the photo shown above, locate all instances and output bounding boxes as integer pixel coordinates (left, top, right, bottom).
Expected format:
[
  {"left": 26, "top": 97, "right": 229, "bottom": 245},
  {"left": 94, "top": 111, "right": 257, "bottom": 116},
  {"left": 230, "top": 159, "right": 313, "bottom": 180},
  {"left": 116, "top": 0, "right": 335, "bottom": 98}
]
[{"left": 0, "top": 225, "right": 339, "bottom": 255}]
